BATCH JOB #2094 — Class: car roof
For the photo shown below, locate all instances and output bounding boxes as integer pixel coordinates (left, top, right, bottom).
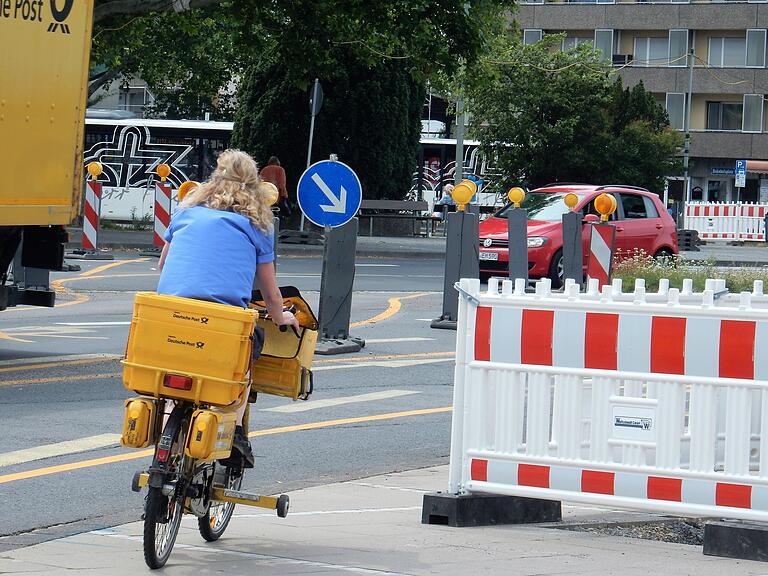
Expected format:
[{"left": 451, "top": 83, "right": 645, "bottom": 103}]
[{"left": 531, "top": 184, "right": 652, "bottom": 196}]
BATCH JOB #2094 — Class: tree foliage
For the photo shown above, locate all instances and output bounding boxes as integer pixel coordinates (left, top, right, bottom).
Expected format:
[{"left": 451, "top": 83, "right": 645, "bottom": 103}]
[
  {"left": 232, "top": 53, "right": 425, "bottom": 201},
  {"left": 465, "top": 35, "right": 682, "bottom": 194}
]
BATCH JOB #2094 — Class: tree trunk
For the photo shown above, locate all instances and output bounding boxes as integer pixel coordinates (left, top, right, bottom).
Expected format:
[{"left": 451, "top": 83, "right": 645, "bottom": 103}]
[{"left": 94, "top": 0, "right": 223, "bottom": 23}]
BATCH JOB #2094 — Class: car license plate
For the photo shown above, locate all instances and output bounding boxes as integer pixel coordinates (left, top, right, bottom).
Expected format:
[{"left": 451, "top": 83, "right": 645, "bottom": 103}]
[{"left": 479, "top": 252, "right": 499, "bottom": 261}]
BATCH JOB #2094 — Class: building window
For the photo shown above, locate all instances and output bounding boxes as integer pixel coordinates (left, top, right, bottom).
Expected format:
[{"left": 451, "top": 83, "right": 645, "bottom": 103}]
[
  {"left": 665, "top": 93, "right": 685, "bottom": 131},
  {"left": 746, "top": 30, "right": 767, "bottom": 68},
  {"left": 118, "top": 86, "right": 152, "bottom": 115},
  {"left": 706, "top": 101, "right": 743, "bottom": 131},
  {"left": 634, "top": 37, "right": 668, "bottom": 66},
  {"left": 668, "top": 30, "right": 689, "bottom": 67},
  {"left": 743, "top": 94, "right": 764, "bottom": 132},
  {"left": 594, "top": 29, "right": 614, "bottom": 63},
  {"left": 708, "top": 37, "right": 746, "bottom": 68},
  {"left": 562, "top": 37, "right": 593, "bottom": 51},
  {"left": 523, "top": 29, "right": 543, "bottom": 45}
]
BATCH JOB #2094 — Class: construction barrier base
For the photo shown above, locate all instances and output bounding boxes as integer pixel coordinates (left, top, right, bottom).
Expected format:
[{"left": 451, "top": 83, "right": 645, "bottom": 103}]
[
  {"left": 704, "top": 521, "right": 768, "bottom": 562},
  {"left": 65, "top": 249, "right": 113, "bottom": 261},
  {"left": 314, "top": 337, "right": 365, "bottom": 356},
  {"left": 139, "top": 247, "right": 162, "bottom": 258},
  {"left": 421, "top": 492, "right": 562, "bottom": 528},
  {"left": 430, "top": 315, "right": 457, "bottom": 330}
]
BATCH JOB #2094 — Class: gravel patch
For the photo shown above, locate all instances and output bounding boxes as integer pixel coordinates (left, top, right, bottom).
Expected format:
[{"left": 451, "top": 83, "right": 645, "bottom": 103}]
[{"left": 559, "top": 518, "right": 705, "bottom": 546}]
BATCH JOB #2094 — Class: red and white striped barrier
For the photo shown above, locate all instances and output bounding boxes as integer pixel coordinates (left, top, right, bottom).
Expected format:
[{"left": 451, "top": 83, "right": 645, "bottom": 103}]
[
  {"left": 586, "top": 223, "right": 614, "bottom": 288},
  {"left": 152, "top": 180, "right": 172, "bottom": 248},
  {"left": 449, "top": 277, "right": 768, "bottom": 522},
  {"left": 82, "top": 179, "right": 102, "bottom": 251},
  {"left": 684, "top": 202, "right": 766, "bottom": 242}
]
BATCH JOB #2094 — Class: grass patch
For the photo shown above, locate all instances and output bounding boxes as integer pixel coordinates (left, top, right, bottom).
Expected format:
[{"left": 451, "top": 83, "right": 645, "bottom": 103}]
[{"left": 613, "top": 250, "right": 768, "bottom": 292}]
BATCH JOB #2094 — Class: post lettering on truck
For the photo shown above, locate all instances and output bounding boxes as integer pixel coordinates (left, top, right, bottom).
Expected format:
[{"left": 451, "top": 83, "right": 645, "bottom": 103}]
[{"left": 1, "top": 0, "right": 74, "bottom": 32}]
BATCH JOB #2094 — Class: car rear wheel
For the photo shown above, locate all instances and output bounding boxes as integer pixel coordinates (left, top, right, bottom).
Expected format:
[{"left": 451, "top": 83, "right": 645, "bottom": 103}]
[{"left": 548, "top": 249, "right": 564, "bottom": 289}]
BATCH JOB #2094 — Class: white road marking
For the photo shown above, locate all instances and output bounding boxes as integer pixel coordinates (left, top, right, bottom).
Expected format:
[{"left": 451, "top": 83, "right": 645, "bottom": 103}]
[
  {"left": 231, "top": 506, "right": 422, "bottom": 519},
  {"left": 313, "top": 357, "right": 453, "bottom": 372},
  {"left": 0, "top": 433, "right": 122, "bottom": 467},
  {"left": 262, "top": 390, "right": 420, "bottom": 413},
  {"left": 356, "top": 264, "right": 398, "bottom": 267},
  {"left": 55, "top": 321, "right": 131, "bottom": 326},
  {"left": 415, "top": 318, "right": 433, "bottom": 322},
  {"left": 0, "top": 353, "right": 121, "bottom": 367},
  {"left": 364, "top": 337, "right": 435, "bottom": 343},
  {"left": 348, "top": 482, "right": 429, "bottom": 493},
  {"left": 92, "top": 529, "right": 412, "bottom": 575}
]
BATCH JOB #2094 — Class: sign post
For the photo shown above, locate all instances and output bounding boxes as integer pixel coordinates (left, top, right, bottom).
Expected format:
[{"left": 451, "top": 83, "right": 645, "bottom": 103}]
[
  {"left": 736, "top": 159, "right": 747, "bottom": 202},
  {"left": 506, "top": 187, "right": 528, "bottom": 284},
  {"left": 300, "top": 78, "right": 324, "bottom": 232},
  {"left": 297, "top": 157, "right": 364, "bottom": 354},
  {"left": 561, "top": 192, "right": 582, "bottom": 288}
]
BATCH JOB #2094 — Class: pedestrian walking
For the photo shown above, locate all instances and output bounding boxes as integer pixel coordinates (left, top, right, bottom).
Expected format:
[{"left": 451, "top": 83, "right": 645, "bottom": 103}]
[{"left": 260, "top": 156, "right": 291, "bottom": 218}]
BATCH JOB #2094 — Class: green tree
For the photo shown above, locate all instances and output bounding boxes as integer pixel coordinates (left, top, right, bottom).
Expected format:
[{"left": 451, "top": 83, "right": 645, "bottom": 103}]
[
  {"left": 465, "top": 35, "right": 682, "bottom": 194},
  {"left": 232, "top": 53, "right": 425, "bottom": 200}
]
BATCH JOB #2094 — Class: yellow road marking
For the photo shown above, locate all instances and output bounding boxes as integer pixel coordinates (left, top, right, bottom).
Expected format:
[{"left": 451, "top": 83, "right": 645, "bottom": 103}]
[
  {"left": 314, "top": 351, "right": 453, "bottom": 364},
  {"left": 349, "top": 292, "right": 433, "bottom": 328},
  {"left": 78, "top": 258, "right": 149, "bottom": 278},
  {"left": 0, "top": 356, "right": 121, "bottom": 374},
  {"left": 0, "top": 330, "right": 33, "bottom": 343},
  {"left": 0, "top": 406, "right": 452, "bottom": 485},
  {"left": 0, "top": 372, "right": 119, "bottom": 387},
  {"left": 54, "top": 273, "right": 159, "bottom": 283}
]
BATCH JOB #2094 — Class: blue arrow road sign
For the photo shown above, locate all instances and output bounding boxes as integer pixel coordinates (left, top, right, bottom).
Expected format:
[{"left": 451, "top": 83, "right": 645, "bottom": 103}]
[{"left": 297, "top": 160, "right": 362, "bottom": 228}]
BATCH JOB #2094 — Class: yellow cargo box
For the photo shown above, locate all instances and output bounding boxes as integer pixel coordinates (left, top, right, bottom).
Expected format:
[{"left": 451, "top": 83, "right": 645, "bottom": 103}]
[
  {"left": 120, "top": 397, "right": 158, "bottom": 449},
  {"left": 251, "top": 319, "right": 317, "bottom": 401},
  {"left": 123, "top": 293, "right": 257, "bottom": 407},
  {"left": 185, "top": 408, "right": 237, "bottom": 461}
]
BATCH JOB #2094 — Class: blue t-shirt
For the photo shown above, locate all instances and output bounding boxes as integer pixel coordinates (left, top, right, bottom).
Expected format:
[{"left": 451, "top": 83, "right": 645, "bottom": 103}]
[{"left": 157, "top": 205, "right": 274, "bottom": 308}]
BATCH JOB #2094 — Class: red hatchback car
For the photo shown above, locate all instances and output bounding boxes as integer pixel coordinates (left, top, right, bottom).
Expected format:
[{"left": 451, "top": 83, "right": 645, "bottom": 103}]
[{"left": 478, "top": 184, "right": 678, "bottom": 286}]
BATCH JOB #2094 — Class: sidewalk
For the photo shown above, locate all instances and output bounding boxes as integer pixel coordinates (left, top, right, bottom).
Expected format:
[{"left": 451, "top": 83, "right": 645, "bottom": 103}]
[{"left": 1, "top": 466, "right": 764, "bottom": 575}]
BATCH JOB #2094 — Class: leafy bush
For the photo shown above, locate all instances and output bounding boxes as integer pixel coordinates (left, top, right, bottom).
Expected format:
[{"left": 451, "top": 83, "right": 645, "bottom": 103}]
[{"left": 612, "top": 249, "right": 767, "bottom": 293}]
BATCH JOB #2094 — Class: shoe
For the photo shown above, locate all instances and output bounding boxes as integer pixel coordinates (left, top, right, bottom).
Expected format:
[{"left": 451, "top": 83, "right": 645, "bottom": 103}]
[{"left": 218, "top": 426, "right": 254, "bottom": 469}]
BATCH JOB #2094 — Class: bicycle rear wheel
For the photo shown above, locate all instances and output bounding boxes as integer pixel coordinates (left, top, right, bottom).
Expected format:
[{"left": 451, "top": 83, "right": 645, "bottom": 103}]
[
  {"left": 198, "top": 465, "right": 243, "bottom": 542},
  {"left": 143, "top": 417, "right": 188, "bottom": 569}
]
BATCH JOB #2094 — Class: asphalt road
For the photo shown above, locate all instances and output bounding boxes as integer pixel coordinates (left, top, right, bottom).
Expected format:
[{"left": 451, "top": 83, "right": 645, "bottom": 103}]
[{"left": 0, "top": 253, "right": 456, "bottom": 551}]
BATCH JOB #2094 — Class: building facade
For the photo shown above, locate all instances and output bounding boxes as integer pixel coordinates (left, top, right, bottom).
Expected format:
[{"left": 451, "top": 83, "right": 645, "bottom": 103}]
[{"left": 516, "top": 1, "right": 768, "bottom": 204}]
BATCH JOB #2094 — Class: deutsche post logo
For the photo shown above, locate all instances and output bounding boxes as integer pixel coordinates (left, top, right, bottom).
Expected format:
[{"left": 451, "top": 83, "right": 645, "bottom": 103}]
[{"left": 48, "top": 0, "right": 73, "bottom": 33}]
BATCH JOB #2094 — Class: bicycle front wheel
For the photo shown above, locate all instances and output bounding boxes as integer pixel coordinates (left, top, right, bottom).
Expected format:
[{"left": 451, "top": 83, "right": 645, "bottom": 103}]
[
  {"left": 198, "top": 465, "right": 243, "bottom": 542},
  {"left": 143, "top": 415, "right": 189, "bottom": 569}
]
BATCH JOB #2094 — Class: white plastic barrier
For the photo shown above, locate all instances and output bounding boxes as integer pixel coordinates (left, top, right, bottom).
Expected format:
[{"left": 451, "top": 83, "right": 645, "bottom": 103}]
[
  {"left": 449, "top": 277, "right": 768, "bottom": 522},
  {"left": 684, "top": 202, "right": 767, "bottom": 242}
]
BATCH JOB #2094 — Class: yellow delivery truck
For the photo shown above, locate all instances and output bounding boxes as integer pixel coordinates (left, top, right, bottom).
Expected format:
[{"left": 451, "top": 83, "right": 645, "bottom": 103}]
[{"left": 0, "top": 0, "right": 94, "bottom": 310}]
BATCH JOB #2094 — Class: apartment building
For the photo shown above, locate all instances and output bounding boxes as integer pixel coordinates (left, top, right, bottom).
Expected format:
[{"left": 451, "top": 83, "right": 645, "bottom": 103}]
[{"left": 516, "top": 2, "right": 768, "bottom": 204}]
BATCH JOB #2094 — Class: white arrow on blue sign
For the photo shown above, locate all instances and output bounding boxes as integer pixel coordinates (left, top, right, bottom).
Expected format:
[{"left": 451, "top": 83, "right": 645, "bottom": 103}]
[{"left": 297, "top": 160, "right": 362, "bottom": 228}]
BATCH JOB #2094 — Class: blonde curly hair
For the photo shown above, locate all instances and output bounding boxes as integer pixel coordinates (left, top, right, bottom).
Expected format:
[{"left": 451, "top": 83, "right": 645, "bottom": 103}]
[{"left": 179, "top": 149, "right": 276, "bottom": 233}]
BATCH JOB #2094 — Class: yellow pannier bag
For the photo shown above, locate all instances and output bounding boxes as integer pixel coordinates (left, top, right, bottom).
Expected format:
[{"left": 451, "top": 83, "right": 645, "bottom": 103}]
[
  {"left": 185, "top": 409, "right": 238, "bottom": 461},
  {"left": 120, "top": 397, "right": 158, "bottom": 448},
  {"left": 123, "top": 292, "right": 257, "bottom": 407},
  {"left": 250, "top": 286, "right": 318, "bottom": 401}
]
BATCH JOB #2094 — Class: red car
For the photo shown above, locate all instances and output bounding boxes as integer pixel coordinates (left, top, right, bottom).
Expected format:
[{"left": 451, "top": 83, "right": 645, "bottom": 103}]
[{"left": 478, "top": 184, "right": 678, "bottom": 287}]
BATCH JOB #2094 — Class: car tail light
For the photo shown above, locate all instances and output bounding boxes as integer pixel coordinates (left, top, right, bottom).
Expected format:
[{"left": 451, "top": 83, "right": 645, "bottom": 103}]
[
  {"left": 163, "top": 374, "right": 193, "bottom": 391},
  {"left": 156, "top": 447, "right": 170, "bottom": 462}
]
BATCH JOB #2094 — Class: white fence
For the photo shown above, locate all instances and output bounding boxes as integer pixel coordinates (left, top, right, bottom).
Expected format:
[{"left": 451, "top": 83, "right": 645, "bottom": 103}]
[
  {"left": 684, "top": 202, "right": 767, "bottom": 242},
  {"left": 449, "top": 277, "right": 768, "bottom": 521}
]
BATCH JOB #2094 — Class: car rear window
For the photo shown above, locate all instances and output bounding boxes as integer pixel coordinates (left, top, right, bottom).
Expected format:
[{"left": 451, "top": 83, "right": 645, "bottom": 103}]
[{"left": 495, "top": 193, "right": 572, "bottom": 222}]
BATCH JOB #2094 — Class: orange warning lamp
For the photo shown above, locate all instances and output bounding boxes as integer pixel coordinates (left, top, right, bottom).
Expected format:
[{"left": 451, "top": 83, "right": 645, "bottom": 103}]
[
  {"left": 177, "top": 180, "right": 199, "bottom": 201},
  {"left": 87, "top": 162, "right": 102, "bottom": 180},
  {"left": 508, "top": 187, "right": 525, "bottom": 208},
  {"left": 451, "top": 179, "right": 477, "bottom": 212},
  {"left": 156, "top": 163, "right": 171, "bottom": 182},
  {"left": 262, "top": 182, "right": 279, "bottom": 206},
  {"left": 594, "top": 193, "right": 617, "bottom": 222},
  {"left": 563, "top": 193, "right": 579, "bottom": 211}
]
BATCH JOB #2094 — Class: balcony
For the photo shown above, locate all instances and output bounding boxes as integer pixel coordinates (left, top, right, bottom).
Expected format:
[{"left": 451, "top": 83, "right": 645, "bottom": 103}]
[
  {"left": 689, "top": 130, "right": 768, "bottom": 159},
  {"left": 517, "top": 4, "right": 768, "bottom": 31},
  {"left": 616, "top": 66, "right": 768, "bottom": 95}
]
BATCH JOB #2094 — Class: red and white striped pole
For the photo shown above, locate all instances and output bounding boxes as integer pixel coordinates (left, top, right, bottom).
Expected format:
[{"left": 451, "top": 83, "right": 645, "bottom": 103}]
[
  {"left": 152, "top": 163, "right": 172, "bottom": 249},
  {"left": 586, "top": 193, "right": 617, "bottom": 289},
  {"left": 70, "top": 162, "right": 113, "bottom": 260}
]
